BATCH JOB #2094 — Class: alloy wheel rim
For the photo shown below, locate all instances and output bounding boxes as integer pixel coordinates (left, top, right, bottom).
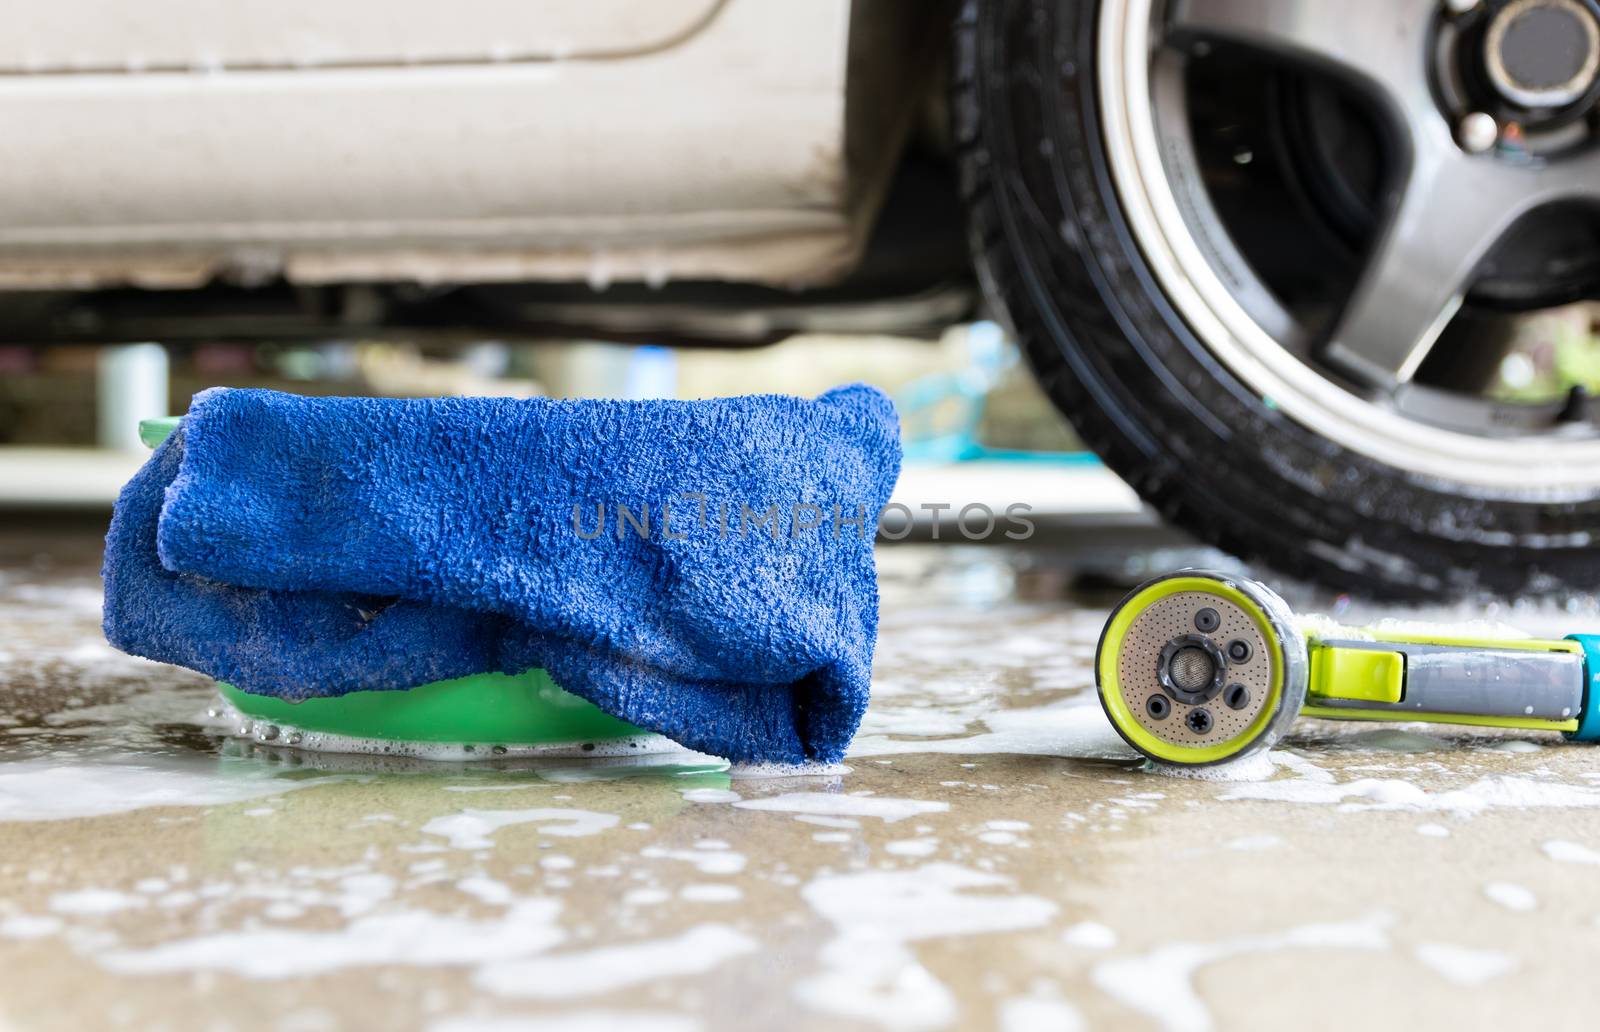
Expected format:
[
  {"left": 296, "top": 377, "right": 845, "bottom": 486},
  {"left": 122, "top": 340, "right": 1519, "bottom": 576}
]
[{"left": 1098, "top": 0, "right": 1600, "bottom": 493}]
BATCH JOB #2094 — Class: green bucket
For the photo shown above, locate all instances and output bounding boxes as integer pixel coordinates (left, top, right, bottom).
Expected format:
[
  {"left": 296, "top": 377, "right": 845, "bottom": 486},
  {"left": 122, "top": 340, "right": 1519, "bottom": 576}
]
[{"left": 141, "top": 415, "right": 654, "bottom": 754}]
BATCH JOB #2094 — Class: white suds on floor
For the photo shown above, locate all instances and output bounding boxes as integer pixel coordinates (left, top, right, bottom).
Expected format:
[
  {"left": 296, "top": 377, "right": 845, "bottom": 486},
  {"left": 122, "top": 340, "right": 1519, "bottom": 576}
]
[
  {"left": 621, "top": 888, "right": 670, "bottom": 907},
  {"left": 1482, "top": 739, "right": 1542, "bottom": 753},
  {"left": 1153, "top": 750, "right": 1316, "bottom": 784},
  {"left": 639, "top": 846, "right": 746, "bottom": 877},
  {"left": 884, "top": 837, "right": 939, "bottom": 858},
  {"left": 100, "top": 901, "right": 565, "bottom": 978},
  {"left": 0, "top": 759, "right": 344, "bottom": 821},
  {"left": 1543, "top": 839, "right": 1600, "bottom": 864},
  {"left": 456, "top": 877, "right": 515, "bottom": 907},
  {"left": 1482, "top": 882, "right": 1536, "bottom": 912},
  {"left": 796, "top": 814, "right": 862, "bottom": 829},
  {"left": 1223, "top": 774, "right": 1600, "bottom": 815},
  {"left": 679, "top": 884, "right": 742, "bottom": 903},
  {"left": 679, "top": 787, "right": 740, "bottom": 804},
  {"left": 733, "top": 792, "right": 948, "bottom": 824},
  {"left": 1092, "top": 912, "right": 1392, "bottom": 1032},
  {"left": 1060, "top": 921, "right": 1117, "bottom": 950},
  {"left": 795, "top": 864, "right": 1057, "bottom": 1030},
  {"left": 998, "top": 995, "right": 1085, "bottom": 1032},
  {"left": 49, "top": 889, "right": 146, "bottom": 916},
  {"left": 0, "top": 915, "right": 63, "bottom": 940},
  {"left": 421, "top": 808, "right": 620, "bottom": 850},
  {"left": 1224, "top": 835, "right": 1282, "bottom": 851},
  {"left": 473, "top": 924, "right": 756, "bottom": 999},
  {"left": 847, "top": 701, "right": 1134, "bottom": 762},
  {"left": 1414, "top": 942, "right": 1517, "bottom": 985},
  {"left": 727, "top": 762, "right": 850, "bottom": 779},
  {"left": 430, "top": 1012, "right": 701, "bottom": 1032}
]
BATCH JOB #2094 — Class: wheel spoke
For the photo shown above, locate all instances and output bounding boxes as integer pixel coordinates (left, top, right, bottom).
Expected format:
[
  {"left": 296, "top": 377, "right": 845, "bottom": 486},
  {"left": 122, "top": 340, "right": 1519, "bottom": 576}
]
[
  {"left": 1169, "top": 0, "right": 1433, "bottom": 112},
  {"left": 1321, "top": 158, "right": 1524, "bottom": 387},
  {"left": 1547, "top": 145, "right": 1600, "bottom": 204}
]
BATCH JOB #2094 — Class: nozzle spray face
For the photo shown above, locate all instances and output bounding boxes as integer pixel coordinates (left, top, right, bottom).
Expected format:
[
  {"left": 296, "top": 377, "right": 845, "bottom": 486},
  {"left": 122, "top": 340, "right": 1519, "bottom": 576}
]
[{"left": 1095, "top": 572, "right": 1307, "bottom": 766}]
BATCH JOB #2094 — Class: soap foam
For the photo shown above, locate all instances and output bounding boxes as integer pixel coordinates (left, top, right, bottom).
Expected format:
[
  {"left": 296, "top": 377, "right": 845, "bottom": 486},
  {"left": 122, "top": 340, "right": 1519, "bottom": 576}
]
[
  {"left": 1223, "top": 774, "right": 1600, "bottom": 814},
  {"left": 1092, "top": 912, "right": 1392, "bottom": 1032},
  {"left": 1542, "top": 839, "right": 1600, "bottom": 864},
  {"left": 430, "top": 1013, "right": 701, "bottom": 1032},
  {"left": 100, "top": 901, "right": 566, "bottom": 979},
  {"left": 732, "top": 792, "right": 949, "bottom": 824},
  {"left": 1414, "top": 942, "right": 1517, "bottom": 985},
  {"left": 998, "top": 996, "right": 1086, "bottom": 1032},
  {"left": 848, "top": 701, "right": 1134, "bottom": 762},
  {"left": 795, "top": 864, "right": 1057, "bottom": 1030},
  {"left": 473, "top": 924, "right": 757, "bottom": 999},
  {"left": 0, "top": 757, "right": 344, "bottom": 821},
  {"left": 421, "top": 808, "right": 621, "bottom": 850},
  {"left": 1482, "top": 882, "right": 1537, "bottom": 912}
]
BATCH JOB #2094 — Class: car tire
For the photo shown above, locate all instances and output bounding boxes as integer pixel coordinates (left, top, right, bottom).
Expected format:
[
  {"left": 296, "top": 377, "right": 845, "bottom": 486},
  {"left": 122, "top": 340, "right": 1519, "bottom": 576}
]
[{"left": 953, "top": 0, "right": 1600, "bottom": 599}]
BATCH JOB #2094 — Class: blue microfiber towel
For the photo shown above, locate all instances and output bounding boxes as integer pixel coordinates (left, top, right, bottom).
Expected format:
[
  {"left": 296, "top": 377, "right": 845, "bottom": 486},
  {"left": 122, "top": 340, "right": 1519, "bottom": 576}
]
[{"left": 102, "top": 385, "right": 900, "bottom": 764}]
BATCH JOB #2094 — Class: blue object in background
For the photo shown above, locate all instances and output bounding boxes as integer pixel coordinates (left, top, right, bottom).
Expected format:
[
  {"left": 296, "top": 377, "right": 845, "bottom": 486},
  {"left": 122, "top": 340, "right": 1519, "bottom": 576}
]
[
  {"left": 898, "top": 322, "right": 1099, "bottom": 466},
  {"left": 622, "top": 345, "right": 679, "bottom": 400},
  {"left": 102, "top": 385, "right": 901, "bottom": 765}
]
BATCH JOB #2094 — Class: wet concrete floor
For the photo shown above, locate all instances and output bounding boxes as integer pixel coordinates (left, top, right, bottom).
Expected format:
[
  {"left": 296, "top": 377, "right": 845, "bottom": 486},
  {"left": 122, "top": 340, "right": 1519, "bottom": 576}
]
[{"left": 4, "top": 521, "right": 1600, "bottom": 1032}]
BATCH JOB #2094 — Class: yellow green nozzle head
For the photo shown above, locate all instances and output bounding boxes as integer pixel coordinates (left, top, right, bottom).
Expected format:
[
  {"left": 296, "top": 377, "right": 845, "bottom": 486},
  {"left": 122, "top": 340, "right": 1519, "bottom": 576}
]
[{"left": 1096, "top": 571, "right": 1307, "bottom": 766}]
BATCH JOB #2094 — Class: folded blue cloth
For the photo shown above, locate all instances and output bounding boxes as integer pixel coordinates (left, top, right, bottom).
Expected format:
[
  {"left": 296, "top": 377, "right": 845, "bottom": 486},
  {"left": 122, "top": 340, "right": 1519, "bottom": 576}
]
[{"left": 103, "top": 385, "right": 900, "bottom": 764}]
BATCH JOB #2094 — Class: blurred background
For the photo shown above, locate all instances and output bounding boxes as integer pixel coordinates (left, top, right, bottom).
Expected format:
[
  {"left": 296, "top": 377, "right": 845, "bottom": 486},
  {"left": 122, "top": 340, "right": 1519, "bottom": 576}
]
[
  {"left": 2, "top": 309, "right": 1597, "bottom": 526},
  {"left": 9, "top": 304, "right": 1600, "bottom": 451},
  {"left": 0, "top": 324, "right": 1149, "bottom": 531},
  {"left": 0, "top": 326, "right": 1106, "bottom": 527}
]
